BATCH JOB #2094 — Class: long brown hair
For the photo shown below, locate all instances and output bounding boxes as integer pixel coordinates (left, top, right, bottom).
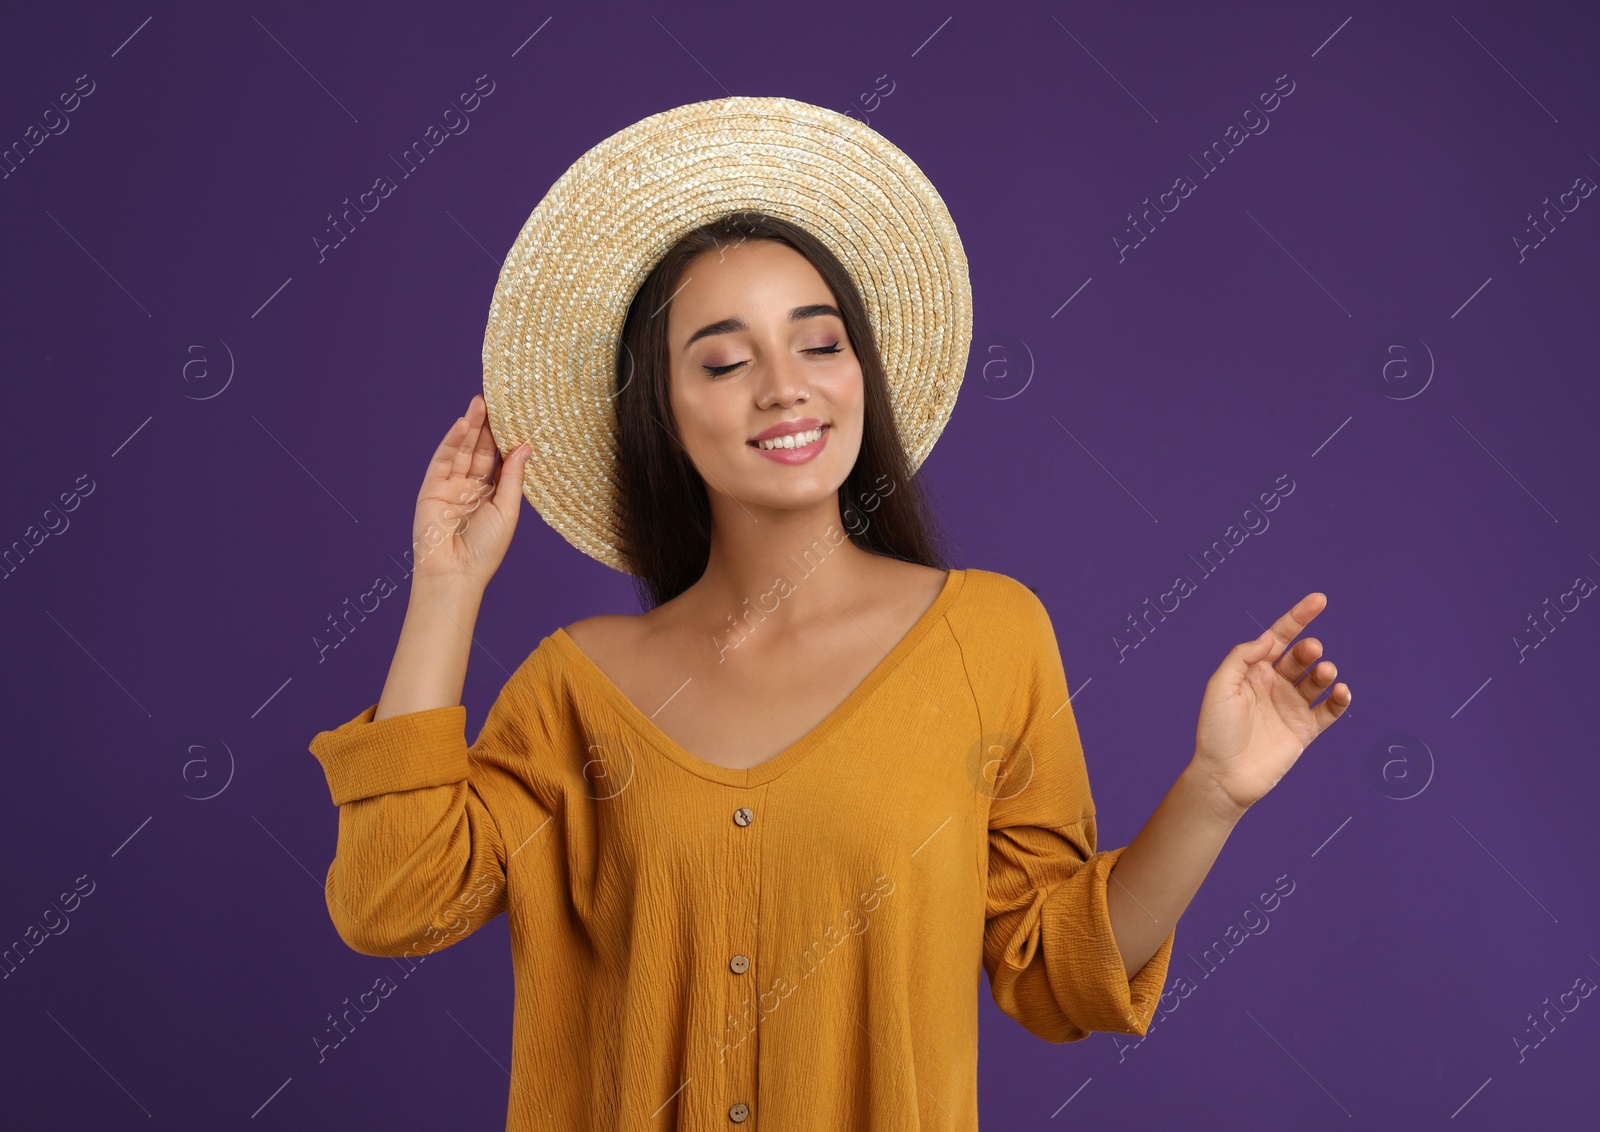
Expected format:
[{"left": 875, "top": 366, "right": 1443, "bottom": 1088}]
[{"left": 612, "top": 211, "right": 951, "bottom": 609}]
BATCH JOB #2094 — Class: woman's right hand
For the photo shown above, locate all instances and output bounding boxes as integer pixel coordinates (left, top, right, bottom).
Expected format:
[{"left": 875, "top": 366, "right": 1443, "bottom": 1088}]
[{"left": 410, "top": 393, "right": 532, "bottom": 588}]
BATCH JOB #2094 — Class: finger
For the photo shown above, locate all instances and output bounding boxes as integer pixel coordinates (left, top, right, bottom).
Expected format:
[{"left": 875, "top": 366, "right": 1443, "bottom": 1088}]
[
  {"left": 465, "top": 394, "right": 501, "bottom": 488},
  {"left": 423, "top": 414, "right": 471, "bottom": 488},
  {"left": 1309, "top": 680, "right": 1352, "bottom": 732},
  {"left": 1274, "top": 637, "right": 1323, "bottom": 683},
  {"left": 1294, "top": 658, "right": 1337, "bottom": 707},
  {"left": 1259, "top": 592, "right": 1327, "bottom": 665},
  {"left": 490, "top": 442, "right": 530, "bottom": 524},
  {"left": 451, "top": 394, "right": 487, "bottom": 481}
]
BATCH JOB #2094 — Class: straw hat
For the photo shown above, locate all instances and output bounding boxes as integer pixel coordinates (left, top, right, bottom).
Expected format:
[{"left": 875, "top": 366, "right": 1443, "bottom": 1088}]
[{"left": 480, "top": 95, "right": 973, "bottom": 574}]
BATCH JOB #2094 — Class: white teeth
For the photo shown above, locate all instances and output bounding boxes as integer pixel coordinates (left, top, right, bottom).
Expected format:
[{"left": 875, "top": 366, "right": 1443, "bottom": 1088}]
[{"left": 756, "top": 427, "right": 824, "bottom": 451}]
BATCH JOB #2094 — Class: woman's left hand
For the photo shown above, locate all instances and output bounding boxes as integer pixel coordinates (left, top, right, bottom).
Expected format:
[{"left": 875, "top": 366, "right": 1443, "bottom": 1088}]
[{"left": 1190, "top": 592, "right": 1352, "bottom": 822}]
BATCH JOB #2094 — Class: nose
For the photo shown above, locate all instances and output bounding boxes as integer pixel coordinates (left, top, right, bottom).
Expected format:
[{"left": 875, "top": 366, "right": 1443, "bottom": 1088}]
[{"left": 754, "top": 346, "right": 809, "bottom": 409}]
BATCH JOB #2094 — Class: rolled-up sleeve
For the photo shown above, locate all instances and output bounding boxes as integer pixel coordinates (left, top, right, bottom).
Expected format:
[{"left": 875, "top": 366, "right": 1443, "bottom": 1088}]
[
  {"left": 307, "top": 660, "right": 555, "bottom": 959},
  {"left": 985, "top": 814, "right": 1175, "bottom": 1042},
  {"left": 980, "top": 587, "right": 1176, "bottom": 1043}
]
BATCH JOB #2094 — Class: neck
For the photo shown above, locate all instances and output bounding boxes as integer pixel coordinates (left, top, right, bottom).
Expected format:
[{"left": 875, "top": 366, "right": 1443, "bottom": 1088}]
[{"left": 685, "top": 491, "right": 884, "bottom": 640}]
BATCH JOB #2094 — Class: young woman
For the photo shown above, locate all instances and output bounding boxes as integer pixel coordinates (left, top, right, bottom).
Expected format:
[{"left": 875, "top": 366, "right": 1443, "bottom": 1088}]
[{"left": 308, "top": 102, "right": 1350, "bottom": 1132}]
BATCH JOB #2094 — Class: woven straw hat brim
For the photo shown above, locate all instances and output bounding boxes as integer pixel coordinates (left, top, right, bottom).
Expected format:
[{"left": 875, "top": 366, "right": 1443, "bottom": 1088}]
[{"left": 481, "top": 95, "right": 972, "bottom": 574}]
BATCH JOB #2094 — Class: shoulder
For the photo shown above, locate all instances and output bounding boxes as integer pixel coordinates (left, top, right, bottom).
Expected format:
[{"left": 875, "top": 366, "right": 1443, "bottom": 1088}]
[
  {"left": 493, "top": 613, "right": 630, "bottom": 703},
  {"left": 940, "top": 569, "right": 1061, "bottom": 688},
  {"left": 945, "top": 570, "right": 1070, "bottom": 708},
  {"left": 559, "top": 612, "right": 645, "bottom": 669},
  {"left": 874, "top": 558, "right": 949, "bottom": 608},
  {"left": 949, "top": 568, "right": 1054, "bottom": 635}
]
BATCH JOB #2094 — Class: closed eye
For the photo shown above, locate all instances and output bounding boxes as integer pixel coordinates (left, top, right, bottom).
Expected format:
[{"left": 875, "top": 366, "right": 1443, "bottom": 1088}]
[{"left": 704, "top": 342, "right": 843, "bottom": 378}]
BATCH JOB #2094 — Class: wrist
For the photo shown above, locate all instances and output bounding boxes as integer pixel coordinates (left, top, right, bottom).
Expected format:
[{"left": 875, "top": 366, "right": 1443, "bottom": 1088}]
[
  {"left": 408, "top": 570, "right": 487, "bottom": 612},
  {"left": 1178, "top": 760, "right": 1250, "bottom": 828}
]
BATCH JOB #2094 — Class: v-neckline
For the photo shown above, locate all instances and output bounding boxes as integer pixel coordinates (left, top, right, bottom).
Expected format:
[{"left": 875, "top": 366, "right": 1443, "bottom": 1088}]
[{"left": 550, "top": 568, "right": 967, "bottom": 788}]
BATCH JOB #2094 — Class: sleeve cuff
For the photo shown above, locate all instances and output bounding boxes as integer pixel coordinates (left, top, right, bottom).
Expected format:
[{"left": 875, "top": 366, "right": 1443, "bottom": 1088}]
[
  {"left": 1042, "top": 843, "right": 1176, "bottom": 1036},
  {"left": 307, "top": 704, "right": 471, "bottom": 805}
]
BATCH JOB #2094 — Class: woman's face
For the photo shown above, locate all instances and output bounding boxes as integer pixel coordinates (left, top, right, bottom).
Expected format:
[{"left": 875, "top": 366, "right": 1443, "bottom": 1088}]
[{"left": 666, "top": 238, "right": 864, "bottom": 514}]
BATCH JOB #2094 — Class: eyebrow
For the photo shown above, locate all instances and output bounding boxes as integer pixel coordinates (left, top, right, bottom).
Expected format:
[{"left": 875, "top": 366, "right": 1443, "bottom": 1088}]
[{"left": 681, "top": 304, "right": 843, "bottom": 351}]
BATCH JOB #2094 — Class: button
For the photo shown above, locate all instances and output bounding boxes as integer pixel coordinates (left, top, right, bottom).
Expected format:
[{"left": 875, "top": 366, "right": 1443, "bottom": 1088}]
[
  {"left": 729, "top": 1102, "right": 750, "bottom": 1122},
  {"left": 729, "top": 954, "right": 749, "bottom": 974},
  {"left": 733, "top": 806, "right": 753, "bottom": 827}
]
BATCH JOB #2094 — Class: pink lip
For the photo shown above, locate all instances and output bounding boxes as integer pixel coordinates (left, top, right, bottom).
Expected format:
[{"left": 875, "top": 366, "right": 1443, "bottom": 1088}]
[
  {"left": 749, "top": 417, "right": 826, "bottom": 442},
  {"left": 750, "top": 424, "right": 829, "bottom": 465}
]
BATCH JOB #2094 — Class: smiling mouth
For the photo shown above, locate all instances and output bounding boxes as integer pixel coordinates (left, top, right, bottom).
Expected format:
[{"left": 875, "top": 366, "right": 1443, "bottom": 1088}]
[{"left": 749, "top": 425, "right": 829, "bottom": 451}]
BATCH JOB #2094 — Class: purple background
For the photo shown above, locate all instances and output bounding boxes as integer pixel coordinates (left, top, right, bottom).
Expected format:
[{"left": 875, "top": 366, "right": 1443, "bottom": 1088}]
[{"left": 2, "top": 0, "right": 1596, "bottom": 1127}]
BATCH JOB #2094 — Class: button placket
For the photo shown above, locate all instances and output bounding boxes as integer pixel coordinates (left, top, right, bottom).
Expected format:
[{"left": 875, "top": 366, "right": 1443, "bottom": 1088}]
[{"left": 724, "top": 797, "right": 760, "bottom": 1126}]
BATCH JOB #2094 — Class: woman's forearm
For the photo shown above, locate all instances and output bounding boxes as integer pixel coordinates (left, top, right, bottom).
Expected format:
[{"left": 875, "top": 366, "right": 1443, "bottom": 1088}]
[
  {"left": 374, "top": 575, "right": 486, "bottom": 720},
  {"left": 1104, "top": 761, "right": 1243, "bottom": 979}
]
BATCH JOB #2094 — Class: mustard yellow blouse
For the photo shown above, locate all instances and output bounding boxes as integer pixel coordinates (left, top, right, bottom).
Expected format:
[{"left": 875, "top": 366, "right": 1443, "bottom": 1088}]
[{"left": 307, "top": 567, "right": 1175, "bottom": 1130}]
